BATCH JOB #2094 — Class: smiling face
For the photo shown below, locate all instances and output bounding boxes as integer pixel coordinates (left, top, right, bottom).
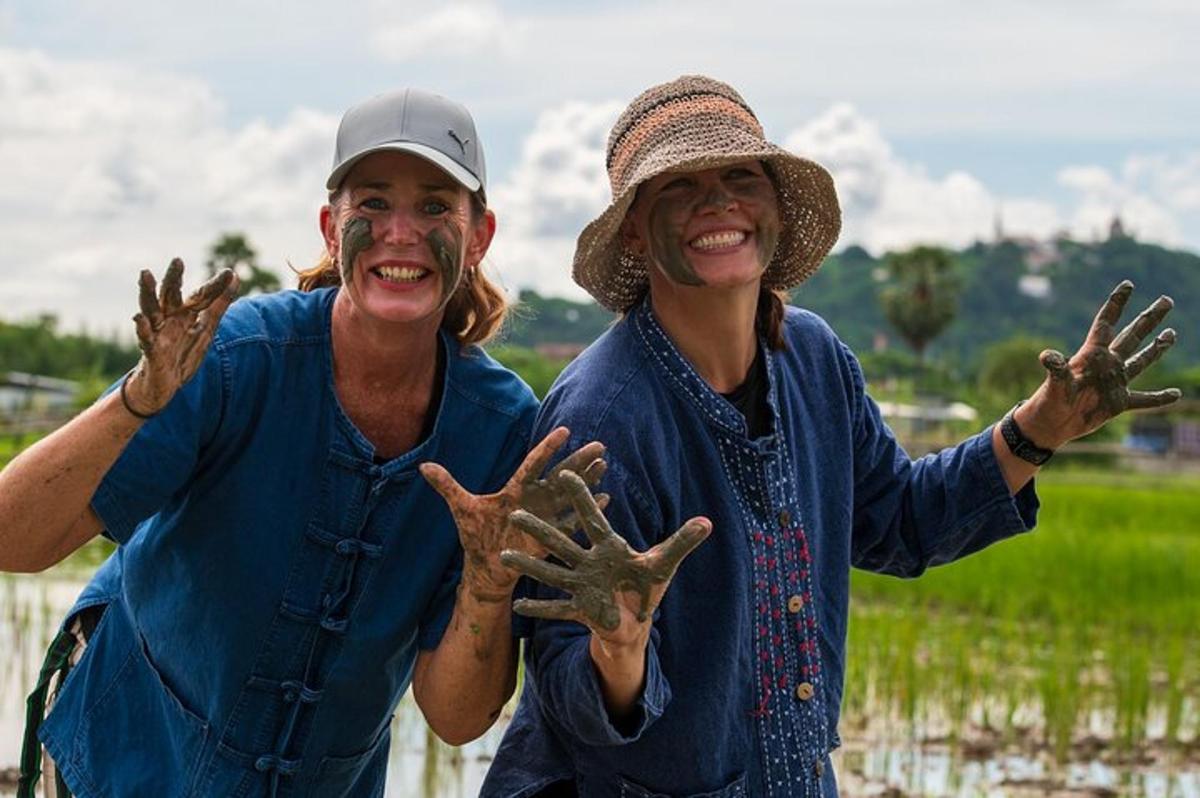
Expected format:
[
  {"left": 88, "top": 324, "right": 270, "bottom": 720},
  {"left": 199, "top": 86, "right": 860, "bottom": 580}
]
[
  {"left": 320, "top": 150, "right": 493, "bottom": 326},
  {"left": 625, "top": 160, "right": 781, "bottom": 291}
]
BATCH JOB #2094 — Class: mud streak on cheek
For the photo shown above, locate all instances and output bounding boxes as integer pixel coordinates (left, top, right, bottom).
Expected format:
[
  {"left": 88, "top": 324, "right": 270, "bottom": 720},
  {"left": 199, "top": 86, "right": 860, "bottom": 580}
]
[
  {"left": 734, "top": 181, "right": 780, "bottom": 270},
  {"left": 647, "top": 196, "right": 704, "bottom": 286},
  {"left": 427, "top": 222, "right": 464, "bottom": 306},
  {"left": 340, "top": 217, "right": 374, "bottom": 286}
]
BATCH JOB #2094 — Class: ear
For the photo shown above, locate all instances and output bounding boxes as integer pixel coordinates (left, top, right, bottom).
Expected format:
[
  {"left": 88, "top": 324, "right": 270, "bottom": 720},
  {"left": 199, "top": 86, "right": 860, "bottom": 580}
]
[
  {"left": 620, "top": 212, "right": 646, "bottom": 256},
  {"left": 465, "top": 208, "right": 497, "bottom": 269},
  {"left": 319, "top": 204, "right": 338, "bottom": 261}
]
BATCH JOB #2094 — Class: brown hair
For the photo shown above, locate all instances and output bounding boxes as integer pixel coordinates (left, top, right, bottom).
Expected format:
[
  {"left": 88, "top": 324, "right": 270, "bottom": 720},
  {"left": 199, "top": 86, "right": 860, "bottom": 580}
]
[
  {"left": 757, "top": 287, "right": 788, "bottom": 351},
  {"left": 297, "top": 192, "right": 508, "bottom": 346}
]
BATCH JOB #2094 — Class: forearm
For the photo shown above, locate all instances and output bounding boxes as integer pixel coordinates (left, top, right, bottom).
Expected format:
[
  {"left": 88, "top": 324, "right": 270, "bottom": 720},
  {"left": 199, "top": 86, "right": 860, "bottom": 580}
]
[
  {"left": 588, "top": 628, "right": 649, "bottom": 721},
  {"left": 413, "top": 585, "right": 518, "bottom": 745},
  {"left": 0, "top": 389, "right": 141, "bottom": 571}
]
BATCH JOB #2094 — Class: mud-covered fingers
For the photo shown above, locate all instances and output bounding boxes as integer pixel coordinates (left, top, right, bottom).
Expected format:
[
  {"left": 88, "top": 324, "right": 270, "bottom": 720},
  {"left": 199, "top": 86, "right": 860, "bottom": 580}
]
[
  {"left": 138, "top": 270, "right": 161, "bottom": 321},
  {"left": 649, "top": 517, "right": 712, "bottom": 576},
  {"left": 510, "top": 509, "right": 585, "bottom": 566},
  {"left": 133, "top": 313, "right": 155, "bottom": 354},
  {"left": 499, "top": 550, "right": 581, "bottom": 590},
  {"left": 577, "top": 457, "right": 607, "bottom": 487},
  {"left": 185, "top": 268, "right": 236, "bottom": 311},
  {"left": 418, "top": 462, "right": 472, "bottom": 508},
  {"left": 1125, "top": 329, "right": 1176, "bottom": 380},
  {"left": 557, "top": 470, "right": 615, "bottom": 546},
  {"left": 1111, "top": 296, "right": 1174, "bottom": 359},
  {"left": 553, "top": 441, "right": 606, "bottom": 482},
  {"left": 1127, "top": 388, "right": 1182, "bottom": 411},
  {"left": 1038, "top": 349, "right": 1072, "bottom": 385},
  {"left": 514, "top": 427, "right": 570, "bottom": 486},
  {"left": 511, "top": 598, "right": 581, "bottom": 623},
  {"left": 159, "top": 258, "right": 185, "bottom": 314},
  {"left": 1086, "top": 281, "right": 1134, "bottom": 347}
]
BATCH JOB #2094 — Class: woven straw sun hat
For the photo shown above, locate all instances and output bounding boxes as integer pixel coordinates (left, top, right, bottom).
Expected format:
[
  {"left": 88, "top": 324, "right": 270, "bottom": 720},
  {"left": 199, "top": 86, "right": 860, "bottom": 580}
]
[{"left": 574, "top": 75, "right": 842, "bottom": 313}]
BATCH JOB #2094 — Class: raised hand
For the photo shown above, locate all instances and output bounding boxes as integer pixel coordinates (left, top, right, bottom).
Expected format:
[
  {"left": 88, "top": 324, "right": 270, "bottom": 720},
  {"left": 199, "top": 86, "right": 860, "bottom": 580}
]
[
  {"left": 123, "top": 260, "right": 239, "bottom": 416},
  {"left": 419, "top": 427, "right": 607, "bottom": 602},
  {"left": 502, "top": 471, "right": 711, "bottom": 645},
  {"left": 1024, "top": 280, "right": 1180, "bottom": 448}
]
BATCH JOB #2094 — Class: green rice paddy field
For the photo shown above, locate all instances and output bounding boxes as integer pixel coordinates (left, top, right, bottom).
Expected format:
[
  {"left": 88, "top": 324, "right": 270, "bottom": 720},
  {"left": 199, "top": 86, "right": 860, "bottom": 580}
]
[{"left": 844, "top": 470, "right": 1200, "bottom": 762}]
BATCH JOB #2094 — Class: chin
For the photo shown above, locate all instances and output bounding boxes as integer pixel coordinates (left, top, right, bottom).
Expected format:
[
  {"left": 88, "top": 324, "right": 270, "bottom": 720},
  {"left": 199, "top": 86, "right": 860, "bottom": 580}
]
[{"left": 351, "top": 278, "right": 447, "bottom": 327}]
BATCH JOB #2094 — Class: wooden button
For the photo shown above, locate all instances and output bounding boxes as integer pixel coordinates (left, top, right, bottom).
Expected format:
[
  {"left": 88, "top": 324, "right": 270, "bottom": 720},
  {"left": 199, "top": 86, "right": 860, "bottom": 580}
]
[
  {"left": 814, "top": 759, "right": 825, "bottom": 777},
  {"left": 778, "top": 509, "right": 791, "bottom": 526},
  {"left": 795, "top": 682, "right": 814, "bottom": 701},
  {"left": 787, "top": 594, "right": 804, "bottom": 613}
]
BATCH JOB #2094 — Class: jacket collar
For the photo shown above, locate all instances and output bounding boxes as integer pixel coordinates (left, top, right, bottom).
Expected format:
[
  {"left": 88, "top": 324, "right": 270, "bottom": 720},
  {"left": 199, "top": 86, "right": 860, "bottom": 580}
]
[{"left": 630, "top": 294, "right": 779, "bottom": 440}]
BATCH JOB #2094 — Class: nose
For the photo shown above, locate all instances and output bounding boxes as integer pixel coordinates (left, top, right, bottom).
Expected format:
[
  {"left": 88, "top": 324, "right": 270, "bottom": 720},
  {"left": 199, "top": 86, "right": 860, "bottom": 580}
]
[
  {"left": 374, "top": 208, "right": 424, "bottom": 247},
  {"left": 696, "top": 177, "right": 737, "bottom": 214}
]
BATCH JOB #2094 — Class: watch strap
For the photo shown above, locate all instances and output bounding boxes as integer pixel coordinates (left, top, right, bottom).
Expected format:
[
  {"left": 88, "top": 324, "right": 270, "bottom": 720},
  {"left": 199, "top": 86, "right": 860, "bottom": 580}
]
[{"left": 1000, "top": 402, "right": 1055, "bottom": 466}]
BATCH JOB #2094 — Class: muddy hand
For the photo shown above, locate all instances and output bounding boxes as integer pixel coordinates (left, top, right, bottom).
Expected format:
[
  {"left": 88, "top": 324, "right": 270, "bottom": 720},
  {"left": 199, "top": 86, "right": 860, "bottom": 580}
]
[
  {"left": 124, "top": 260, "right": 239, "bottom": 416},
  {"left": 420, "top": 427, "right": 606, "bottom": 602},
  {"left": 1024, "top": 280, "right": 1180, "bottom": 447},
  {"left": 503, "top": 470, "right": 710, "bottom": 644}
]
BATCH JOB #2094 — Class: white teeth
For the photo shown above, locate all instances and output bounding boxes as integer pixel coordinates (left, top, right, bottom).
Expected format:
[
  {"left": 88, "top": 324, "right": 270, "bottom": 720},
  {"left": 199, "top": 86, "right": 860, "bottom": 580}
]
[
  {"left": 690, "top": 230, "right": 747, "bottom": 250},
  {"left": 375, "top": 266, "right": 427, "bottom": 283}
]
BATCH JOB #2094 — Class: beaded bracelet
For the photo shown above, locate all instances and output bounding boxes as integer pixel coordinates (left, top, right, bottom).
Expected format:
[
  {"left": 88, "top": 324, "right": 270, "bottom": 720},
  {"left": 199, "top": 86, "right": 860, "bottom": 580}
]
[{"left": 120, "top": 370, "right": 157, "bottom": 420}]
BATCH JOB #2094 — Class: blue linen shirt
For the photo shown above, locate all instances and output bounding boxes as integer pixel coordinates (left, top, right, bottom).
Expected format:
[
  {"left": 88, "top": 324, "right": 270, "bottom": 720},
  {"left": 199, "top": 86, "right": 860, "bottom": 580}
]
[
  {"left": 483, "top": 298, "right": 1039, "bottom": 798},
  {"left": 38, "top": 287, "right": 538, "bottom": 798}
]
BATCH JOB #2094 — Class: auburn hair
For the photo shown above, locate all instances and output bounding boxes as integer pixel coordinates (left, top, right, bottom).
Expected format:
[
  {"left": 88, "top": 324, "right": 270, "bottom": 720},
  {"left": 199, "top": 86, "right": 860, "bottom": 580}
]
[{"left": 297, "top": 192, "right": 508, "bottom": 347}]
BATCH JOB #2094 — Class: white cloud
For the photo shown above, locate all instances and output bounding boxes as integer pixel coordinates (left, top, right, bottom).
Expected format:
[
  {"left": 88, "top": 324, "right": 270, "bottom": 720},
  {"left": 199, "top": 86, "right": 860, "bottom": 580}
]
[
  {"left": 486, "top": 101, "right": 622, "bottom": 299},
  {"left": 784, "top": 103, "right": 1061, "bottom": 253},
  {"left": 369, "top": 1, "right": 521, "bottom": 61},
  {"left": 783, "top": 103, "right": 1199, "bottom": 255},
  {"left": 1056, "top": 156, "right": 1198, "bottom": 245},
  {"left": 2, "top": 43, "right": 1198, "bottom": 335},
  {"left": 0, "top": 47, "right": 334, "bottom": 332}
]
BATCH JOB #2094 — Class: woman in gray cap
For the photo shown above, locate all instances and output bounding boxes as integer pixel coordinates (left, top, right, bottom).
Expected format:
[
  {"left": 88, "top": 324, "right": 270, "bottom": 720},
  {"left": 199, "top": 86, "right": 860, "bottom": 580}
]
[
  {"left": 483, "top": 75, "right": 1179, "bottom": 797},
  {"left": 5, "top": 88, "right": 601, "bottom": 798}
]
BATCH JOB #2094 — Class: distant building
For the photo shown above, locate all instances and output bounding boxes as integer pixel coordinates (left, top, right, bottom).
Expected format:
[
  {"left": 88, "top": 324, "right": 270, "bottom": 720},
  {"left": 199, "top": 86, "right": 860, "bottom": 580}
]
[
  {"left": 0, "top": 372, "right": 79, "bottom": 414},
  {"left": 1108, "top": 214, "right": 1129, "bottom": 241}
]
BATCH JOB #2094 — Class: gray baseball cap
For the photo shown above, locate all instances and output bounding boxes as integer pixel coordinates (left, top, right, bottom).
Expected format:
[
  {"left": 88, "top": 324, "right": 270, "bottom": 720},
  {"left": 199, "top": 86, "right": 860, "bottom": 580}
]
[{"left": 326, "top": 88, "right": 487, "bottom": 195}]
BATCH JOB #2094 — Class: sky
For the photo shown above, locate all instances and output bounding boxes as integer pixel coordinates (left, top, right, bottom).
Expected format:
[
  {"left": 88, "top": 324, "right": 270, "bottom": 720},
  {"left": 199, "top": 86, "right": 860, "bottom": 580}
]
[{"left": 2, "top": 0, "right": 1198, "bottom": 333}]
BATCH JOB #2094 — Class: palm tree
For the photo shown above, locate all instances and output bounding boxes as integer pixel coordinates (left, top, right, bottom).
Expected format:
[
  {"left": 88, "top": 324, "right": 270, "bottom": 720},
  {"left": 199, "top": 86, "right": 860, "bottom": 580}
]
[
  {"left": 206, "top": 233, "right": 281, "bottom": 297},
  {"left": 878, "top": 245, "right": 961, "bottom": 363}
]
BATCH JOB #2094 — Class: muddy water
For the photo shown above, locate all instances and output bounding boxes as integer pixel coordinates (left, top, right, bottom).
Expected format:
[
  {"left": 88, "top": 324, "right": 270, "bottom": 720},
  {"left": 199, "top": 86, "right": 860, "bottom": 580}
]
[{"left": 2, "top": 566, "right": 1197, "bottom": 797}]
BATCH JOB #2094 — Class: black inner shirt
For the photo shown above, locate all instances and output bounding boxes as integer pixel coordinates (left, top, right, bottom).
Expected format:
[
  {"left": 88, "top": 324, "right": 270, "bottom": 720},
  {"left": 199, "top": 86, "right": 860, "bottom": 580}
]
[{"left": 720, "top": 344, "right": 771, "bottom": 439}]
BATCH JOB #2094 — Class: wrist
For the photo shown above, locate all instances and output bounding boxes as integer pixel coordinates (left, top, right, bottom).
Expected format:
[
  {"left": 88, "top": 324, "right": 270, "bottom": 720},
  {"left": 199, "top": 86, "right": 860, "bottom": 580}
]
[
  {"left": 590, "top": 624, "right": 650, "bottom": 663},
  {"left": 459, "top": 567, "right": 516, "bottom": 607},
  {"left": 120, "top": 368, "right": 159, "bottom": 420},
  {"left": 1012, "top": 398, "right": 1068, "bottom": 450}
]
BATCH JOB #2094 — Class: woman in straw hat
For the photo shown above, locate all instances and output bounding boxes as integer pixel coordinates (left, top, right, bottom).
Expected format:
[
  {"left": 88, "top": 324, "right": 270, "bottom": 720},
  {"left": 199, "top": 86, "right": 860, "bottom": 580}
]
[
  {"left": 4, "top": 87, "right": 603, "bottom": 798},
  {"left": 482, "top": 75, "right": 1179, "bottom": 797}
]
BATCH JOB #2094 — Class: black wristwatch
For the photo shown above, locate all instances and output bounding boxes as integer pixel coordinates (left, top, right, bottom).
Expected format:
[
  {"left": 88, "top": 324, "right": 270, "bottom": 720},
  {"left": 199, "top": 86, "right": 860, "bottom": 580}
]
[{"left": 1000, "top": 401, "right": 1055, "bottom": 466}]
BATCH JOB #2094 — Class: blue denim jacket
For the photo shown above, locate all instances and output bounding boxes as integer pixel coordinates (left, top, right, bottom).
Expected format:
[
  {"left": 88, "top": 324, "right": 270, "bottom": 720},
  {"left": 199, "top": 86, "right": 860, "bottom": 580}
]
[
  {"left": 483, "top": 298, "right": 1038, "bottom": 798},
  {"left": 38, "top": 287, "right": 538, "bottom": 798}
]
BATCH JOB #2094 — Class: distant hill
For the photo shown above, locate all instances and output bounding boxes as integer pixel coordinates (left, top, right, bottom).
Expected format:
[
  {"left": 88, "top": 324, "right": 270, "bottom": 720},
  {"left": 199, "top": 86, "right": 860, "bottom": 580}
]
[{"left": 506, "top": 234, "right": 1200, "bottom": 373}]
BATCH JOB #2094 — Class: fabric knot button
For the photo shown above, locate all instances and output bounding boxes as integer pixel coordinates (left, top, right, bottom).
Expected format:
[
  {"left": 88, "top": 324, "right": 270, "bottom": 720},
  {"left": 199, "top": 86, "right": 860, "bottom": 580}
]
[
  {"left": 335, "top": 539, "right": 354, "bottom": 556},
  {"left": 787, "top": 594, "right": 804, "bottom": 613},
  {"left": 253, "top": 755, "right": 301, "bottom": 776},
  {"left": 795, "top": 682, "right": 815, "bottom": 701}
]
